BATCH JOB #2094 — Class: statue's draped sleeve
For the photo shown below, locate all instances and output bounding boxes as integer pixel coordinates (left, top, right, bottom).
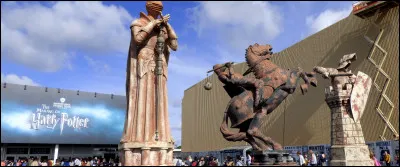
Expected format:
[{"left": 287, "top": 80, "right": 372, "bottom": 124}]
[
  {"left": 165, "top": 23, "right": 178, "bottom": 51},
  {"left": 122, "top": 20, "right": 138, "bottom": 142},
  {"left": 131, "top": 18, "right": 154, "bottom": 79}
]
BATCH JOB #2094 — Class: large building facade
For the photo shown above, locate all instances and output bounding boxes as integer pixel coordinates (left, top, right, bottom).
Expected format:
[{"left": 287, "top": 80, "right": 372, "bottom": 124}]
[
  {"left": 182, "top": 4, "right": 399, "bottom": 153},
  {"left": 1, "top": 83, "right": 126, "bottom": 162}
]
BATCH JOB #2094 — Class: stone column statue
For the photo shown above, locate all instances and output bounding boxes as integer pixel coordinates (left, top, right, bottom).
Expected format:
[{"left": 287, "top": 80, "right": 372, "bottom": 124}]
[
  {"left": 119, "top": 1, "right": 178, "bottom": 166},
  {"left": 313, "top": 53, "right": 374, "bottom": 166}
]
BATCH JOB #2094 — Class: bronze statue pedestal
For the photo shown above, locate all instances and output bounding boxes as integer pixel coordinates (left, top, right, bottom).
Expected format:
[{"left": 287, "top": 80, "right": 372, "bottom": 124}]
[
  {"left": 251, "top": 150, "right": 296, "bottom": 166},
  {"left": 118, "top": 142, "right": 174, "bottom": 166}
]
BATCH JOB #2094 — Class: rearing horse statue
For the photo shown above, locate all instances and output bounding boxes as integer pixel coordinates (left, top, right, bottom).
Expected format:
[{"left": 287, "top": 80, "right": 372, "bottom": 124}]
[{"left": 212, "top": 43, "right": 318, "bottom": 151}]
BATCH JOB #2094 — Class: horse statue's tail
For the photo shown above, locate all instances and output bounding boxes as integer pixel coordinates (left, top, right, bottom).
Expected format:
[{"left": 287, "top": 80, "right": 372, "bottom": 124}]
[{"left": 220, "top": 101, "right": 247, "bottom": 141}]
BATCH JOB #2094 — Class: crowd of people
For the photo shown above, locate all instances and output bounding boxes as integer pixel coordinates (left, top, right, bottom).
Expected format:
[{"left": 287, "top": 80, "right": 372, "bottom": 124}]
[
  {"left": 296, "top": 150, "right": 327, "bottom": 166},
  {"left": 1, "top": 157, "right": 120, "bottom": 166},
  {"left": 2, "top": 151, "right": 398, "bottom": 166},
  {"left": 295, "top": 150, "right": 399, "bottom": 166},
  {"left": 172, "top": 153, "right": 252, "bottom": 166},
  {"left": 370, "top": 151, "right": 399, "bottom": 166}
]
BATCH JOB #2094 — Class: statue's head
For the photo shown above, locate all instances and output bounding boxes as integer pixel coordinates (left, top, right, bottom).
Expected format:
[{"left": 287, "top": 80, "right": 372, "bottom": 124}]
[
  {"left": 146, "top": 1, "right": 163, "bottom": 16},
  {"left": 246, "top": 43, "right": 274, "bottom": 59}
]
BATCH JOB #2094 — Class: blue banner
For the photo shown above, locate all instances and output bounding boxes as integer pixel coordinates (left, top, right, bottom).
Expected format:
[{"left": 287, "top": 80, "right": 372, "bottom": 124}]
[{"left": 1, "top": 83, "right": 126, "bottom": 144}]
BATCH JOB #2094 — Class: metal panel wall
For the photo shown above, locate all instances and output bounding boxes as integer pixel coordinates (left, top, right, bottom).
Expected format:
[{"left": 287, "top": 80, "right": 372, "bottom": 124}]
[{"left": 182, "top": 6, "right": 399, "bottom": 152}]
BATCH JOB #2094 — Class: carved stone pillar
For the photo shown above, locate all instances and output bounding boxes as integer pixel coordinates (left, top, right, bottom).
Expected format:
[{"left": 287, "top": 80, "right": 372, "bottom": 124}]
[
  {"left": 159, "top": 147, "right": 168, "bottom": 166},
  {"left": 325, "top": 84, "right": 373, "bottom": 166},
  {"left": 118, "top": 142, "right": 174, "bottom": 166},
  {"left": 167, "top": 148, "right": 174, "bottom": 166},
  {"left": 141, "top": 147, "right": 151, "bottom": 166}
]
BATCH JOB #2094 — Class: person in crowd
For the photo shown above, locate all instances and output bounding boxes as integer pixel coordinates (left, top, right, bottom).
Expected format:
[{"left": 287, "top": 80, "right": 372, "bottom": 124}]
[
  {"left": 308, "top": 150, "right": 317, "bottom": 166},
  {"left": 188, "top": 155, "right": 193, "bottom": 163},
  {"left": 31, "top": 157, "right": 39, "bottom": 166},
  {"left": 16, "top": 160, "right": 21, "bottom": 166},
  {"left": 319, "top": 153, "right": 327, "bottom": 166},
  {"left": 235, "top": 155, "right": 244, "bottom": 166},
  {"left": 205, "top": 155, "right": 211, "bottom": 166},
  {"left": 102, "top": 158, "right": 107, "bottom": 166},
  {"left": 303, "top": 153, "right": 309, "bottom": 166},
  {"left": 54, "top": 159, "right": 61, "bottom": 166},
  {"left": 63, "top": 158, "right": 70, "bottom": 166},
  {"left": 91, "top": 157, "right": 98, "bottom": 166},
  {"left": 48, "top": 159, "right": 53, "bottom": 166},
  {"left": 41, "top": 159, "right": 48, "bottom": 166},
  {"left": 198, "top": 157, "right": 206, "bottom": 166},
  {"left": 222, "top": 156, "right": 227, "bottom": 166},
  {"left": 1, "top": 160, "right": 5, "bottom": 166},
  {"left": 226, "top": 156, "right": 234, "bottom": 166},
  {"left": 246, "top": 153, "right": 252, "bottom": 166},
  {"left": 176, "top": 157, "right": 183, "bottom": 166},
  {"left": 71, "top": 157, "right": 76, "bottom": 166},
  {"left": 110, "top": 158, "right": 115, "bottom": 166},
  {"left": 208, "top": 157, "right": 218, "bottom": 166},
  {"left": 384, "top": 151, "right": 391, "bottom": 166},
  {"left": 74, "top": 157, "right": 81, "bottom": 166},
  {"left": 81, "top": 159, "right": 87, "bottom": 166},
  {"left": 21, "top": 159, "right": 27, "bottom": 167},
  {"left": 191, "top": 157, "right": 198, "bottom": 166},
  {"left": 297, "top": 151, "right": 306, "bottom": 166},
  {"left": 371, "top": 153, "right": 381, "bottom": 166},
  {"left": 173, "top": 156, "right": 179, "bottom": 166},
  {"left": 184, "top": 156, "right": 191, "bottom": 166},
  {"left": 28, "top": 158, "right": 33, "bottom": 166}
]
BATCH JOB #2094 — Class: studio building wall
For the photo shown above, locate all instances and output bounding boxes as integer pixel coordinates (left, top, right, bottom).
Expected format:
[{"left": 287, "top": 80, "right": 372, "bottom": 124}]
[
  {"left": 182, "top": 6, "right": 399, "bottom": 152},
  {"left": 1, "top": 83, "right": 127, "bottom": 161}
]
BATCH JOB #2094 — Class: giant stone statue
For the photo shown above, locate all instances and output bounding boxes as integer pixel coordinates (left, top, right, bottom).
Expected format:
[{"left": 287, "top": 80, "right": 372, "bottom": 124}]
[
  {"left": 208, "top": 43, "right": 318, "bottom": 165},
  {"left": 119, "top": 1, "right": 178, "bottom": 166}
]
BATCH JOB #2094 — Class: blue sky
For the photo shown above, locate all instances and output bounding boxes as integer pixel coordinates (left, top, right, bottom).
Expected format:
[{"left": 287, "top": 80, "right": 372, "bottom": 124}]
[{"left": 1, "top": 1, "right": 353, "bottom": 146}]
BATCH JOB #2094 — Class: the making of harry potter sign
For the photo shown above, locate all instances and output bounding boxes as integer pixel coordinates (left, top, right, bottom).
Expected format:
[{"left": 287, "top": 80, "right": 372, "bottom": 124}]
[{"left": 1, "top": 83, "right": 126, "bottom": 144}]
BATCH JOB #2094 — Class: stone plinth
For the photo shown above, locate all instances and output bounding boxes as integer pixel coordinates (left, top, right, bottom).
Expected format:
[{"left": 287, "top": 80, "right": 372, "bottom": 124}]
[
  {"left": 118, "top": 142, "right": 174, "bottom": 166},
  {"left": 251, "top": 150, "right": 297, "bottom": 166},
  {"left": 325, "top": 84, "right": 373, "bottom": 166}
]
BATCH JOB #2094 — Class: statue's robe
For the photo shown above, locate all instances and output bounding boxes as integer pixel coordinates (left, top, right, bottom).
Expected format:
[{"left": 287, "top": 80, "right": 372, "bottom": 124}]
[{"left": 121, "top": 12, "right": 172, "bottom": 144}]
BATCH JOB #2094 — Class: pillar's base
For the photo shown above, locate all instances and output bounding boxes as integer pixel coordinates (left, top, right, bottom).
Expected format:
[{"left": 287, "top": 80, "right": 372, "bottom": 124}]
[
  {"left": 118, "top": 141, "right": 174, "bottom": 166},
  {"left": 329, "top": 145, "right": 373, "bottom": 166}
]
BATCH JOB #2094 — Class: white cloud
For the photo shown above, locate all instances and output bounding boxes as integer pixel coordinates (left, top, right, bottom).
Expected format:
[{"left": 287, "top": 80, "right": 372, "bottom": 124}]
[
  {"left": 70, "top": 106, "right": 111, "bottom": 120},
  {"left": 1, "top": 73, "right": 40, "bottom": 86},
  {"left": 1, "top": 2, "right": 133, "bottom": 72},
  {"left": 168, "top": 44, "right": 212, "bottom": 79},
  {"left": 188, "top": 2, "right": 283, "bottom": 49},
  {"left": 306, "top": 6, "right": 352, "bottom": 34},
  {"left": 170, "top": 98, "right": 182, "bottom": 108},
  {"left": 84, "top": 55, "right": 110, "bottom": 73},
  {"left": 1, "top": 111, "right": 34, "bottom": 133}
]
